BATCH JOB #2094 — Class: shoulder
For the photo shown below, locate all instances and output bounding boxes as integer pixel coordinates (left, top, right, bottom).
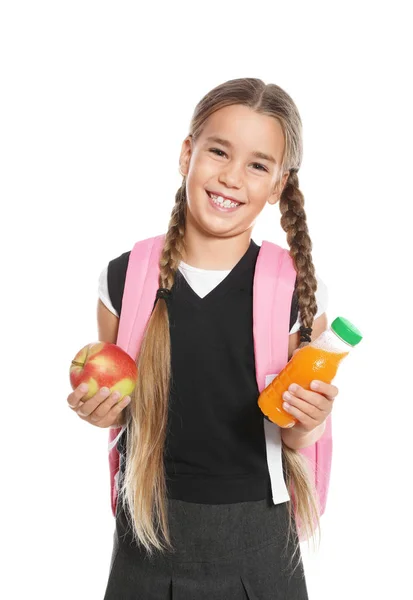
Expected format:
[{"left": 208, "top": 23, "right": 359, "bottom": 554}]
[
  {"left": 108, "top": 251, "right": 131, "bottom": 316},
  {"left": 107, "top": 250, "right": 132, "bottom": 287},
  {"left": 97, "top": 250, "right": 131, "bottom": 319},
  {"left": 107, "top": 234, "right": 165, "bottom": 295},
  {"left": 108, "top": 250, "right": 131, "bottom": 276},
  {"left": 98, "top": 235, "right": 164, "bottom": 318}
]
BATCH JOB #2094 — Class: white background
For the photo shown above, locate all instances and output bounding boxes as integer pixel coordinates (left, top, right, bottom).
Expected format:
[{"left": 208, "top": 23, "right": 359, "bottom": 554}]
[{"left": 1, "top": 1, "right": 411, "bottom": 598}]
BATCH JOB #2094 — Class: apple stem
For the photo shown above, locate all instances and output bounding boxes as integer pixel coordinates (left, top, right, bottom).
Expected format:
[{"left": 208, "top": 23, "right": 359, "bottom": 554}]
[{"left": 71, "top": 360, "right": 84, "bottom": 367}]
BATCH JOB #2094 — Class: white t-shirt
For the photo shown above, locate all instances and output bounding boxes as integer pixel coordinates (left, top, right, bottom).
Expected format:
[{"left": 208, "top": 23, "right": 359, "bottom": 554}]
[{"left": 98, "top": 260, "right": 328, "bottom": 335}]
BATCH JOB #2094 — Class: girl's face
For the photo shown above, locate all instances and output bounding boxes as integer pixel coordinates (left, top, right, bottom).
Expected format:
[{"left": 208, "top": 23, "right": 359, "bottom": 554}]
[{"left": 179, "top": 104, "right": 289, "bottom": 240}]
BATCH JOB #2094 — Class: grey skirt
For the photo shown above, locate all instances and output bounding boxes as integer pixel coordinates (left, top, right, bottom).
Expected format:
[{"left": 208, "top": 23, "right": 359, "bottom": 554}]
[{"left": 103, "top": 496, "right": 308, "bottom": 599}]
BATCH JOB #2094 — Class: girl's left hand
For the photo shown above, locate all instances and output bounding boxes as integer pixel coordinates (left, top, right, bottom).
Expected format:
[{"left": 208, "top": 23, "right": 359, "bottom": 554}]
[{"left": 282, "top": 380, "right": 338, "bottom": 434}]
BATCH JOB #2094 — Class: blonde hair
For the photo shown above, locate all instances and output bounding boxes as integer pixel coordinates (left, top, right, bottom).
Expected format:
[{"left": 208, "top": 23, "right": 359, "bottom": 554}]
[{"left": 119, "top": 78, "right": 321, "bottom": 572}]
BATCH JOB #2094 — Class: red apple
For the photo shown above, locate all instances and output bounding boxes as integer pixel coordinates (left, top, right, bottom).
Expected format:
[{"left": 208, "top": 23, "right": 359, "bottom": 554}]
[{"left": 69, "top": 342, "right": 137, "bottom": 401}]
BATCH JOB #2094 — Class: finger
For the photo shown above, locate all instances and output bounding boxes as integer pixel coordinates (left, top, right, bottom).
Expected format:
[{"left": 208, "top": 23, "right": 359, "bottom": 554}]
[
  {"left": 282, "top": 399, "right": 320, "bottom": 432},
  {"left": 286, "top": 384, "right": 329, "bottom": 412},
  {"left": 310, "top": 380, "right": 338, "bottom": 401},
  {"left": 67, "top": 384, "right": 90, "bottom": 409},
  {"left": 283, "top": 390, "right": 326, "bottom": 421},
  {"left": 91, "top": 395, "right": 131, "bottom": 428},
  {"left": 76, "top": 387, "right": 112, "bottom": 418},
  {"left": 87, "top": 390, "right": 126, "bottom": 422}
]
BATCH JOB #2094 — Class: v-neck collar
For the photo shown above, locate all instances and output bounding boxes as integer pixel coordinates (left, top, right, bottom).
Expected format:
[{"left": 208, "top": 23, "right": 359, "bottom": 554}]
[{"left": 173, "top": 239, "right": 260, "bottom": 309}]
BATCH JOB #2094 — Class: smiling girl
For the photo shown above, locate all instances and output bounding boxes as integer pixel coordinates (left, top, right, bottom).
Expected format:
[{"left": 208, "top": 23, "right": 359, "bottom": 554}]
[{"left": 68, "top": 77, "right": 337, "bottom": 599}]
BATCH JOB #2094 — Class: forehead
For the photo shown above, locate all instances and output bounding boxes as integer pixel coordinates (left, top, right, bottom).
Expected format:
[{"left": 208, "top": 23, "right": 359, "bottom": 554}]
[{"left": 199, "top": 104, "right": 285, "bottom": 163}]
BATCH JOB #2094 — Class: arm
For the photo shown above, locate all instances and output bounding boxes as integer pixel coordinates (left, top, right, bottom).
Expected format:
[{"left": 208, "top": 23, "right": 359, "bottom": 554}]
[
  {"left": 282, "top": 312, "right": 329, "bottom": 450},
  {"left": 97, "top": 298, "right": 119, "bottom": 343},
  {"left": 97, "top": 298, "right": 126, "bottom": 427},
  {"left": 281, "top": 420, "right": 326, "bottom": 450}
]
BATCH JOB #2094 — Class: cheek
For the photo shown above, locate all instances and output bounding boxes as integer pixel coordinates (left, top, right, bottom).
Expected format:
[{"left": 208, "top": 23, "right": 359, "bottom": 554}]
[
  {"left": 186, "top": 158, "right": 206, "bottom": 189},
  {"left": 186, "top": 162, "right": 216, "bottom": 203},
  {"left": 185, "top": 175, "right": 202, "bottom": 210},
  {"left": 251, "top": 178, "right": 277, "bottom": 205},
  {"left": 247, "top": 192, "right": 270, "bottom": 214}
]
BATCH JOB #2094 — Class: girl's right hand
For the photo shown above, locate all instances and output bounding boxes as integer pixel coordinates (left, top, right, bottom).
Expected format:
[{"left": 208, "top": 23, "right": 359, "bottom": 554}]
[{"left": 67, "top": 384, "right": 131, "bottom": 428}]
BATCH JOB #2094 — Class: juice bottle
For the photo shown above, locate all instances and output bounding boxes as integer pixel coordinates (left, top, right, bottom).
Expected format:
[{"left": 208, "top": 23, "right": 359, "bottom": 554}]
[{"left": 258, "top": 316, "right": 362, "bottom": 428}]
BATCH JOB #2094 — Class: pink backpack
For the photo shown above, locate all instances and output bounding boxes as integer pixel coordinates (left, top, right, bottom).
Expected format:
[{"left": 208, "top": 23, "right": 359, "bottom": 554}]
[{"left": 108, "top": 234, "right": 332, "bottom": 539}]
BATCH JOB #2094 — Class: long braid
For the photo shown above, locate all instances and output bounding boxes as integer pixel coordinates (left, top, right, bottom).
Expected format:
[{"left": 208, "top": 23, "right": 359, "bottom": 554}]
[
  {"left": 121, "top": 180, "right": 188, "bottom": 555},
  {"left": 159, "top": 182, "right": 187, "bottom": 290},
  {"left": 279, "top": 169, "right": 318, "bottom": 347},
  {"left": 147, "top": 180, "right": 187, "bottom": 544},
  {"left": 279, "top": 168, "right": 322, "bottom": 568}
]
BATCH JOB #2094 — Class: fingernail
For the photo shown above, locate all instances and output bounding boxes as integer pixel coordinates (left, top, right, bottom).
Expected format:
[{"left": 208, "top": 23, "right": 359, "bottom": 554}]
[
  {"left": 124, "top": 396, "right": 131, "bottom": 404},
  {"left": 112, "top": 392, "right": 120, "bottom": 401},
  {"left": 101, "top": 387, "right": 110, "bottom": 395},
  {"left": 283, "top": 391, "right": 292, "bottom": 401},
  {"left": 79, "top": 384, "right": 88, "bottom": 393},
  {"left": 289, "top": 384, "right": 298, "bottom": 393},
  {"left": 310, "top": 381, "right": 319, "bottom": 390},
  {"left": 283, "top": 402, "right": 290, "bottom": 411}
]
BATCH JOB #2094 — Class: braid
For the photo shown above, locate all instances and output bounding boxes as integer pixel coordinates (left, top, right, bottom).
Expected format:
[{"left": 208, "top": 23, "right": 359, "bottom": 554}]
[
  {"left": 159, "top": 181, "right": 187, "bottom": 289},
  {"left": 279, "top": 170, "right": 318, "bottom": 347}
]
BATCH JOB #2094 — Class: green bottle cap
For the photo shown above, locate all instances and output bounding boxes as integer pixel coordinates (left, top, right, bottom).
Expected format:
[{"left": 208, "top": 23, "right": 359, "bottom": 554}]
[{"left": 331, "top": 317, "right": 363, "bottom": 346}]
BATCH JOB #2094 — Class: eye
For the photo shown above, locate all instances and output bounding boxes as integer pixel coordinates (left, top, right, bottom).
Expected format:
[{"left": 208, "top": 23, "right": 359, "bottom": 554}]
[
  {"left": 209, "top": 147, "right": 227, "bottom": 157},
  {"left": 252, "top": 163, "right": 268, "bottom": 172}
]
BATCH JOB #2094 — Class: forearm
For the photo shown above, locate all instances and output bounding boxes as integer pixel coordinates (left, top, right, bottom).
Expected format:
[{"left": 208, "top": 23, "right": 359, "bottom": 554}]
[{"left": 281, "top": 420, "right": 326, "bottom": 450}]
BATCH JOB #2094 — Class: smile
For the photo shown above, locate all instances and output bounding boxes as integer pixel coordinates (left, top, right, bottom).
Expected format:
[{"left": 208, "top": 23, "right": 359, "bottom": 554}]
[{"left": 206, "top": 191, "right": 242, "bottom": 212}]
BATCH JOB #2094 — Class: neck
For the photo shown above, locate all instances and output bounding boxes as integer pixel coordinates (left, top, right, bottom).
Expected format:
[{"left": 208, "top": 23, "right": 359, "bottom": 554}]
[{"left": 181, "top": 222, "right": 253, "bottom": 270}]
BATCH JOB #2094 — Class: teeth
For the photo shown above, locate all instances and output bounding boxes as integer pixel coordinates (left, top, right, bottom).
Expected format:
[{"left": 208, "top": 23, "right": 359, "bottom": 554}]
[{"left": 209, "top": 193, "right": 240, "bottom": 208}]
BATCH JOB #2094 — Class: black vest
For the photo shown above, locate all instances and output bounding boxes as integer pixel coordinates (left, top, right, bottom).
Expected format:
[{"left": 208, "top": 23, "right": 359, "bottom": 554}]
[{"left": 109, "top": 239, "right": 299, "bottom": 504}]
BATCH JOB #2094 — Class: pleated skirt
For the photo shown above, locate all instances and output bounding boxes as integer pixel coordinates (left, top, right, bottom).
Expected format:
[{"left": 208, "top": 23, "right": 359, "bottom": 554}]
[{"left": 103, "top": 494, "right": 308, "bottom": 600}]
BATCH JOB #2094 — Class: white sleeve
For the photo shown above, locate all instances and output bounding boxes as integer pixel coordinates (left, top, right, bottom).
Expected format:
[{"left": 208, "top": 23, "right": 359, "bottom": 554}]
[
  {"left": 98, "top": 266, "right": 119, "bottom": 318},
  {"left": 289, "top": 273, "right": 329, "bottom": 335}
]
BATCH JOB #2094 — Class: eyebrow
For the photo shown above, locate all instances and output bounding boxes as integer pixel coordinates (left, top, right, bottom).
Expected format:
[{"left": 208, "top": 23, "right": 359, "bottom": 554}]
[{"left": 205, "top": 135, "right": 277, "bottom": 164}]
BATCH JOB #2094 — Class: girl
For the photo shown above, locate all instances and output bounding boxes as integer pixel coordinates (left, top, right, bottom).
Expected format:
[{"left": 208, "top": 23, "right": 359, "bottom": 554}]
[{"left": 68, "top": 77, "right": 338, "bottom": 599}]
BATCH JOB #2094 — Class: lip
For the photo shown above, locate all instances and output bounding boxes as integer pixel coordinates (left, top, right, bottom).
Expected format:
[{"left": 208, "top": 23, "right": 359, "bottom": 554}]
[
  {"left": 206, "top": 190, "right": 242, "bottom": 213},
  {"left": 206, "top": 190, "right": 244, "bottom": 204}
]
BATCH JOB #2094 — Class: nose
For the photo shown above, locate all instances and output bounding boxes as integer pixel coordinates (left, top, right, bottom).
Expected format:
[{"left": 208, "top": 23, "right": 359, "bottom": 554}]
[{"left": 218, "top": 160, "right": 243, "bottom": 189}]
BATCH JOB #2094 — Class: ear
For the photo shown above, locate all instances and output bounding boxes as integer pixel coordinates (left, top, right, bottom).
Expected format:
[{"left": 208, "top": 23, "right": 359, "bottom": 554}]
[
  {"left": 179, "top": 135, "right": 193, "bottom": 177},
  {"left": 267, "top": 171, "right": 290, "bottom": 206}
]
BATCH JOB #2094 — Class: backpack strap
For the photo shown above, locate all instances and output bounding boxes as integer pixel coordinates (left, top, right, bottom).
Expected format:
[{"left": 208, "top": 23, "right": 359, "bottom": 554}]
[
  {"left": 253, "top": 241, "right": 297, "bottom": 391},
  {"left": 253, "top": 240, "right": 332, "bottom": 538},
  {"left": 108, "top": 234, "right": 164, "bottom": 516},
  {"left": 253, "top": 241, "right": 296, "bottom": 505},
  {"left": 116, "top": 234, "right": 165, "bottom": 358}
]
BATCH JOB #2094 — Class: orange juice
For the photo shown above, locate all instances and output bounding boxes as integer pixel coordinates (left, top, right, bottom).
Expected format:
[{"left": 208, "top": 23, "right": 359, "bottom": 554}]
[{"left": 258, "top": 316, "right": 362, "bottom": 427}]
